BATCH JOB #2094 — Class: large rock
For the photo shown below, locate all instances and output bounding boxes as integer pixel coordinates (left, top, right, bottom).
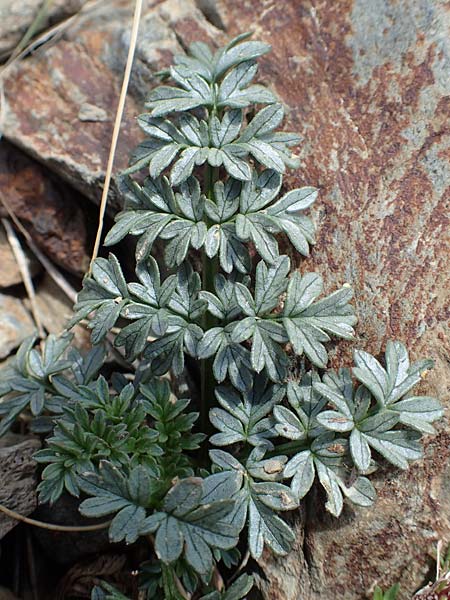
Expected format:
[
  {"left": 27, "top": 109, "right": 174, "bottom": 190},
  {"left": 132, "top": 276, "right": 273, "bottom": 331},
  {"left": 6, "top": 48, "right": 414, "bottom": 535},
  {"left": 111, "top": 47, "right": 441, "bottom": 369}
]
[
  {"left": 0, "top": 433, "right": 40, "bottom": 539},
  {"left": 219, "top": 1, "right": 450, "bottom": 598},
  {"left": 2, "top": 0, "right": 223, "bottom": 208},
  {"left": 2, "top": 0, "right": 449, "bottom": 597}
]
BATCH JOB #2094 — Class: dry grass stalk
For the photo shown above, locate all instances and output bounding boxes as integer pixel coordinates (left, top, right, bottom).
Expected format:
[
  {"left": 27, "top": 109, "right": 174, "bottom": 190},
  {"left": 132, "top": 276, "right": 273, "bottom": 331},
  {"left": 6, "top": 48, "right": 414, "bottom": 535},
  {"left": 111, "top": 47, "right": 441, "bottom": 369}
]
[
  {"left": 89, "top": 0, "right": 143, "bottom": 272},
  {"left": 1, "top": 217, "right": 44, "bottom": 337}
]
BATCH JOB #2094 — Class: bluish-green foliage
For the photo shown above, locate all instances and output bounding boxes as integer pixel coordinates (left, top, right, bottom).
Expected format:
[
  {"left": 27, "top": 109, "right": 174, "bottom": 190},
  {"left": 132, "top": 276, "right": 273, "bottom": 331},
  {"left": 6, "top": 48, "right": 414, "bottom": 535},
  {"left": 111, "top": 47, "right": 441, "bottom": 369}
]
[{"left": 0, "top": 33, "right": 442, "bottom": 599}]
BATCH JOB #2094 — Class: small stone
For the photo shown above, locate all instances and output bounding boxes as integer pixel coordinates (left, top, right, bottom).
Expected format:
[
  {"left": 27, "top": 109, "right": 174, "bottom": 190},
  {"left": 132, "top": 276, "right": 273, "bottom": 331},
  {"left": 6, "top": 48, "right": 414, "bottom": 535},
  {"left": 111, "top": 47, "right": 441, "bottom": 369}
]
[
  {"left": 78, "top": 102, "right": 108, "bottom": 122},
  {"left": 0, "top": 293, "right": 35, "bottom": 359},
  {"left": 0, "top": 228, "right": 40, "bottom": 289},
  {"left": 0, "top": 433, "right": 40, "bottom": 539}
]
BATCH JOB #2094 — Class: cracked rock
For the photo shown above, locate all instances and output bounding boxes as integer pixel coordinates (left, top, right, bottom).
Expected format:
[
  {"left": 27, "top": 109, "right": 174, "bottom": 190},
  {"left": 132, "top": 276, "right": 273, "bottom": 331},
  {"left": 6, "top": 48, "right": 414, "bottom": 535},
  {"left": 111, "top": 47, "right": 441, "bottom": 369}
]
[{"left": 0, "top": 433, "right": 40, "bottom": 539}]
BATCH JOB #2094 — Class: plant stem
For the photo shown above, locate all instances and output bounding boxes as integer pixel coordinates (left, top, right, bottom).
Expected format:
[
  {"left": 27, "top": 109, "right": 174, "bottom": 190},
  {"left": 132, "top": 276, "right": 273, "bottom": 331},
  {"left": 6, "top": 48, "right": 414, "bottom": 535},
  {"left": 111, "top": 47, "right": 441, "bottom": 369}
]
[
  {"left": 200, "top": 165, "right": 219, "bottom": 438},
  {"left": 0, "top": 503, "right": 110, "bottom": 532},
  {"left": 266, "top": 439, "right": 310, "bottom": 457}
]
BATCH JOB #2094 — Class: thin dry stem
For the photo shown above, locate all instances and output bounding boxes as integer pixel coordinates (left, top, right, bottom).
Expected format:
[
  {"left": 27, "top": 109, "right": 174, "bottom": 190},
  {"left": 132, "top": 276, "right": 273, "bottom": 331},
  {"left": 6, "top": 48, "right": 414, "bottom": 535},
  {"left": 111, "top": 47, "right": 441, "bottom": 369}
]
[
  {"left": 1, "top": 218, "right": 44, "bottom": 337},
  {"left": 227, "top": 549, "right": 250, "bottom": 586},
  {"left": 89, "top": 0, "right": 143, "bottom": 273},
  {"left": 7, "top": 0, "right": 55, "bottom": 65},
  {"left": 437, "top": 539, "right": 443, "bottom": 580},
  {"left": 0, "top": 0, "right": 105, "bottom": 78},
  {"left": 0, "top": 503, "right": 110, "bottom": 532}
]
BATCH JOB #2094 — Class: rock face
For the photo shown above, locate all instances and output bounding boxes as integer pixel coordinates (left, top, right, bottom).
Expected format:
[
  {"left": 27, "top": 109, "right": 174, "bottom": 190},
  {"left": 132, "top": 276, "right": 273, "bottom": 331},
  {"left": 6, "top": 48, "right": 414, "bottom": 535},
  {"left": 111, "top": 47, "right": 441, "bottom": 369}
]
[
  {"left": 2, "top": 0, "right": 223, "bottom": 208},
  {"left": 2, "top": 0, "right": 449, "bottom": 598},
  {"left": 219, "top": 1, "right": 450, "bottom": 599},
  {"left": 0, "top": 434, "right": 40, "bottom": 539}
]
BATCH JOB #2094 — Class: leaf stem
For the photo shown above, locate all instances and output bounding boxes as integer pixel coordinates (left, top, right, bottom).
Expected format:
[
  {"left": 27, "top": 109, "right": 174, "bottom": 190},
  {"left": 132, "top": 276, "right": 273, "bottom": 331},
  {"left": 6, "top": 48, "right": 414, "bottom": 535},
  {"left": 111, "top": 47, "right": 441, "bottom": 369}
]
[
  {"left": 200, "top": 165, "right": 219, "bottom": 440},
  {"left": 267, "top": 439, "right": 311, "bottom": 457}
]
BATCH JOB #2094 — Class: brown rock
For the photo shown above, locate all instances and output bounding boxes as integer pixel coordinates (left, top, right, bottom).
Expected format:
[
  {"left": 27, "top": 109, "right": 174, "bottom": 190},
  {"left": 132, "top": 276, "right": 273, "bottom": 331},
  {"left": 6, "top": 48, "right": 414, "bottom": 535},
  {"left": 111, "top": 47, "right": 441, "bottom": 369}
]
[
  {"left": 1, "top": 0, "right": 224, "bottom": 207},
  {"left": 219, "top": 1, "right": 450, "bottom": 598},
  {"left": 0, "top": 293, "right": 35, "bottom": 359},
  {"left": 0, "top": 433, "right": 40, "bottom": 539},
  {"left": 0, "top": 141, "right": 89, "bottom": 274},
  {"left": 0, "top": 227, "right": 40, "bottom": 289}
]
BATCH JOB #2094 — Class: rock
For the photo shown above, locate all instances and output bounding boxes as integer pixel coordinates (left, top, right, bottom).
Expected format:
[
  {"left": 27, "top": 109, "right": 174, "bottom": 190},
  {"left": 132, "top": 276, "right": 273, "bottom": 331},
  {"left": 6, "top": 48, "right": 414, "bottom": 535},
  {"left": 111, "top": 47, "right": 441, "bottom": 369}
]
[
  {"left": 219, "top": 1, "right": 450, "bottom": 598},
  {"left": 33, "top": 494, "right": 109, "bottom": 565},
  {"left": 0, "top": 0, "right": 88, "bottom": 59},
  {"left": 0, "top": 141, "right": 89, "bottom": 275},
  {"left": 28, "top": 274, "right": 90, "bottom": 348},
  {"left": 0, "top": 228, "right": 40, "bottom": 289},
  {"left": 1, "top": 0, "right": 224, "bottom": 208},
  {"left": 0, "top": 433, "right": 40, "bottom": 539},
  {"left": 0, "top": 293, "right": 35, "bottom": 359},
  {"left": 77, "top": 102, "right": 108, "bottom": 122}
]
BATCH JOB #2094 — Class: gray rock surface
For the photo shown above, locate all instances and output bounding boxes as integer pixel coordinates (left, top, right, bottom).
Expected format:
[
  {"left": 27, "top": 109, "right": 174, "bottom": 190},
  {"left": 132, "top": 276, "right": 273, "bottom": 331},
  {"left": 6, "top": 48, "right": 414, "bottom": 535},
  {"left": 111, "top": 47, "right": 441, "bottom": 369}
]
[
  {"left": 0, "top": 434, "right": 40, "bottom": 539},
  {"left": 0, "top": 293, "right": 35, "bottom": 359},
  {"left": 29, "top": 274, "right": 90, "bottom": 348},
  {"left": 220, "top": 1, "right": 450, "bottom": 598},
  {"left": 0, "top": 0, "right": 88, "bottom": 58}
]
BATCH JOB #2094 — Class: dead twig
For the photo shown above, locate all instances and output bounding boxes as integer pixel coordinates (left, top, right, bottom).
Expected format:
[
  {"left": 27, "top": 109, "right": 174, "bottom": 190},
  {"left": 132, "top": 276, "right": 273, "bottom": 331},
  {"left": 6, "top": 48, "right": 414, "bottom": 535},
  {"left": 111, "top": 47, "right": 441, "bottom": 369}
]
[
  {"left": 1, "top": 218, "right": 44, "bottom": 337},
  {"left": 227, "top": 549, "right": 250, "bottom": 586}
]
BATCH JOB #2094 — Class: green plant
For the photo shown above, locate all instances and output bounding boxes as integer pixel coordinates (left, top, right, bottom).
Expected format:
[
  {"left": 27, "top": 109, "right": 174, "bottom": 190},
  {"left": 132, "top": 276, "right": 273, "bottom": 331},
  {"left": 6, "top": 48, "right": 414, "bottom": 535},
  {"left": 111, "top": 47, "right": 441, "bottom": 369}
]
[
  {"left": 373, "top": 584, "right": 400, "bottom": 600},
  {"left": 0, "top": 33, "right": 443, "bottom": 599}
]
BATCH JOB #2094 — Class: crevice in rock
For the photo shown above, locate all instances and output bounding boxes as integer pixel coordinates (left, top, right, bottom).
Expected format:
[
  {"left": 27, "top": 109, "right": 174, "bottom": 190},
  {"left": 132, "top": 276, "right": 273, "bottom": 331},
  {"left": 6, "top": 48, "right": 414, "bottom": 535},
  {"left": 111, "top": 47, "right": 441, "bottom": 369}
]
[
  {"left": 250, "top": 559, "right": 271, "bottom": 600},
  {"left": 301, "top": 494, "right": 315, "bottom": 597},
  {"left": 194, "top": 0, "right": 227, "bottom": 32},
  {"left": 171, "top": 29, "right": 190, "bottom": 54}
]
